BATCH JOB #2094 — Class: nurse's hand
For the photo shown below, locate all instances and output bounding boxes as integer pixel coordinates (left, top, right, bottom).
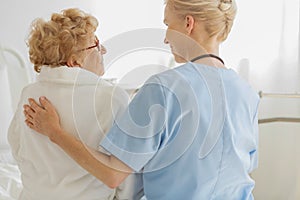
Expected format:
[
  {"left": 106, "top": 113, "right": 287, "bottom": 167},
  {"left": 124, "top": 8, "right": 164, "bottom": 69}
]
[{"left": 23, "top": 97, "right": 61, "bottom": 141}]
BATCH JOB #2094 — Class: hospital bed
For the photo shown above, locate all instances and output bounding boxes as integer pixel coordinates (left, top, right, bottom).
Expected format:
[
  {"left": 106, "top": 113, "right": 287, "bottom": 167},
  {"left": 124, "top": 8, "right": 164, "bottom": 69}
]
[
  {"left": 0, "top": 45, "right": 31, "bottom": 199},
  {"left": 253, "top": 90, "right": 300, "bottom": 200}
]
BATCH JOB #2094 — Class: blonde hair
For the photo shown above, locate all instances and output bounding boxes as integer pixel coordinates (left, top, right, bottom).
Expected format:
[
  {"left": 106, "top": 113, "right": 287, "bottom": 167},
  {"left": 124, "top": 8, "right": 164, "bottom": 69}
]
[
  {"left": 27, "top": 8, "right": 98, "bottom": 72},
  {"left": 166, "top": 0, "right": 237, "bottom": 42}
]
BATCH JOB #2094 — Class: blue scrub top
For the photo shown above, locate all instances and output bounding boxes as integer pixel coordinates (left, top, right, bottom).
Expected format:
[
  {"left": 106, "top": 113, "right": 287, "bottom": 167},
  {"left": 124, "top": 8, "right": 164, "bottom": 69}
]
[{"left": 101, "top": 62, "right": 259, "bottom": 200}]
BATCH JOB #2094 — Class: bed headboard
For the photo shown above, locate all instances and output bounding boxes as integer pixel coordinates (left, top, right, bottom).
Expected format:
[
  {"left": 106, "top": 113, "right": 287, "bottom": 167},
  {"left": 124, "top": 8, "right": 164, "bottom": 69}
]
[
  {"left": 0, "top": 45, "right": 31, "bottom": 162},
  {"left": 0, "top": 46, "right": 32, "bottom": 111}
]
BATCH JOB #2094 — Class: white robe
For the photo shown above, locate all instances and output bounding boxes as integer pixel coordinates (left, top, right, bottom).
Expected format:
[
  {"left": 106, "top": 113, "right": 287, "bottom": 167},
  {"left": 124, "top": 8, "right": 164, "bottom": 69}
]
[{"left": 8, "top": 66, "right": 143, "bottom": 200}]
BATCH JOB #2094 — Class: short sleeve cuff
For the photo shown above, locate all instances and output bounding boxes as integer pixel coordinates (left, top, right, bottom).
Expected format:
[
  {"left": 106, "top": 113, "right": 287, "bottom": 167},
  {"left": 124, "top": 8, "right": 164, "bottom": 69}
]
[{"left": 100, "top": 136, "right": 155, "bottom": 172}]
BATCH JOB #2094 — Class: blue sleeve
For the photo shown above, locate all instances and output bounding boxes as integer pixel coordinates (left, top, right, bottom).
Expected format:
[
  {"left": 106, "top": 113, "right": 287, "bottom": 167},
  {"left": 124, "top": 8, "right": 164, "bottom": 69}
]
[
  {"left": 100, "top": 76, "right": 167, "bottom": 172},
  {"left": 249, "top": 100, "right": 259, "bottom": 172}
]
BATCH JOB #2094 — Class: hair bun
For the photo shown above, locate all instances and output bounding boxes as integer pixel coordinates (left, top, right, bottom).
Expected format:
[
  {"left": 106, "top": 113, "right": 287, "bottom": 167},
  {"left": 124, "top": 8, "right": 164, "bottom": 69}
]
[{"left": 219, "top": 0, "right": 233, "bottom": 11}]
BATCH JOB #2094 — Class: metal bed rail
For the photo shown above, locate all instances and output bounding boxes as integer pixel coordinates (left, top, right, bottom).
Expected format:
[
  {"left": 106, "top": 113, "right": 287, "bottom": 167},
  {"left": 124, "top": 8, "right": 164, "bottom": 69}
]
[{"left": 258, "top": 91, "right": 300, "bottom": 124}]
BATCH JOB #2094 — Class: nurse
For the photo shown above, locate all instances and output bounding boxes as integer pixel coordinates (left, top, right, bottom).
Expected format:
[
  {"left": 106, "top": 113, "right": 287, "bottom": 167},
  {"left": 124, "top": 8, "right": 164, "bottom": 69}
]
[{"left": 24, "top": 0, "right": 259, "bottom": 199}]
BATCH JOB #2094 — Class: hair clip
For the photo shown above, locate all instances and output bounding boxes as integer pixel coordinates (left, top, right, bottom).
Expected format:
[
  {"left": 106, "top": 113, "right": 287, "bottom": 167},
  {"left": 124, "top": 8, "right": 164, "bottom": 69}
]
[{"left": 222, "top": 0, "right": 232, "bottom": 4}]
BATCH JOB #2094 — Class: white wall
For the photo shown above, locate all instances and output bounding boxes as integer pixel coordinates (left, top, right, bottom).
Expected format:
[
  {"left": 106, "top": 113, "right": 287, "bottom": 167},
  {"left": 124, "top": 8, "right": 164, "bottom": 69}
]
[
  {"left": 0, "top": 0, "right": 167, "bottom": 75},
  {"left": 225, "top": 1, "right": 300, "bottom": 199}
]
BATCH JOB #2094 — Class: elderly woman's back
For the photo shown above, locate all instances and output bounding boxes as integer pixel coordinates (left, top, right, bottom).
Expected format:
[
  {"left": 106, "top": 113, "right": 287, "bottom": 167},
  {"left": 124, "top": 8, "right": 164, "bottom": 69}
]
[{"left": 8, "top": 8, "right": 143, "bottom": 200}]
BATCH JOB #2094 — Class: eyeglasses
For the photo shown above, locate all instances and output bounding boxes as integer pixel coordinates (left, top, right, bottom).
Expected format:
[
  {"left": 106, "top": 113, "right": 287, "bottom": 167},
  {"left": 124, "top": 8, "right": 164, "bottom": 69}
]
[{"left": 79, "top": 36, "right": 100, "bottom": 52}]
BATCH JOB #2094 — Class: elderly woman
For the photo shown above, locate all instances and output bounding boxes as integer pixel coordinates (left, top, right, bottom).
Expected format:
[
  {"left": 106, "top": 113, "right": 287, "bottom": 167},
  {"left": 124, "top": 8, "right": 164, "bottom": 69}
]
[
  {"left": 24, "top": 1, "right": 259, "bottom": 199},
  {"left": 8, "top": 8, "right": 142, "bottom": 200}
]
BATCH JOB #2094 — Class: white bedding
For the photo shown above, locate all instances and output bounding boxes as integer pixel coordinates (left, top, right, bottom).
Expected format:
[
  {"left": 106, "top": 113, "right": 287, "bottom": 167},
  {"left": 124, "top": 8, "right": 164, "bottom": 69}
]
[
  {"left": 0, "top": 162, "right": 22, "bottom": 200},
  {"left": 0, "top": 45, "right": 29, "bottom": 200}
]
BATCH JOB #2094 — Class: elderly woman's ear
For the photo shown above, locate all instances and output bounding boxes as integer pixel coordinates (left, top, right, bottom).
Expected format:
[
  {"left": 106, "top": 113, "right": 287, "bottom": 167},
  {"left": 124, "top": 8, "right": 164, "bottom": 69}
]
[{"left": 66, "top": 55, "right": 82, "bottom": 67}]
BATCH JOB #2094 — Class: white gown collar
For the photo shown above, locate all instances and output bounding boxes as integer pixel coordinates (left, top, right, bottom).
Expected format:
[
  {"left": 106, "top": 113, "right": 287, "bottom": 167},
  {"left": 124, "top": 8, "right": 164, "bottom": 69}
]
[{"left": 37, "top": 66, "right": 106, "bottom": 85}]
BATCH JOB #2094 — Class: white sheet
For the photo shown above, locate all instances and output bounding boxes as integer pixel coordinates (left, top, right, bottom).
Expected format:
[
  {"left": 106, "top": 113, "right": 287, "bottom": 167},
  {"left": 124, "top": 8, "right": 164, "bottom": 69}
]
[{"left": 0, "top": 162, "right": 22, "bottom": 200}]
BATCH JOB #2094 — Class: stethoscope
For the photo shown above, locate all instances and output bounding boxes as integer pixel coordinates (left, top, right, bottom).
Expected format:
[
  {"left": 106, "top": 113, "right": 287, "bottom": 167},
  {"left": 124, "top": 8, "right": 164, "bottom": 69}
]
[{"left": 190, "top": 54, "right": 224, "bottom": 65}]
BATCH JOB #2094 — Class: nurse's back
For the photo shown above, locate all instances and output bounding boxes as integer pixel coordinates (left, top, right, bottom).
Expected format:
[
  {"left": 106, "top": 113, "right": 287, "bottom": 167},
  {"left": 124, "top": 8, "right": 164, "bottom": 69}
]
[{"left": 140, "top": 63, "right": 259, "bottom": 200}]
